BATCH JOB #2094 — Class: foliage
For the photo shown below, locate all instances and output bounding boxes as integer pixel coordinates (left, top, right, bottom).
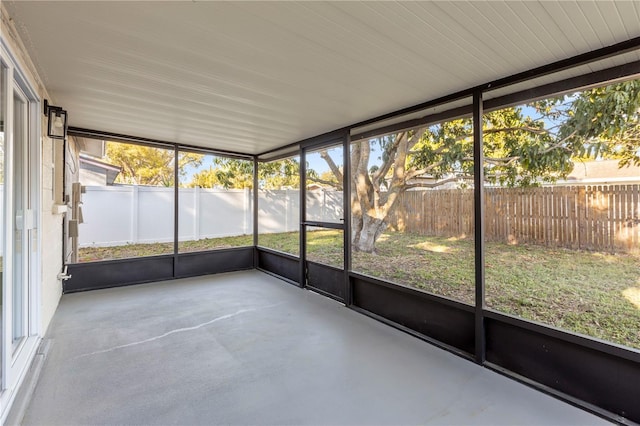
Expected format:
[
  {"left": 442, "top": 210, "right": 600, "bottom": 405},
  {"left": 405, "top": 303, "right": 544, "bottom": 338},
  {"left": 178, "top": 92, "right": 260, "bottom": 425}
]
[
  {"left": 189, "top": 157, "right": 300, "bottom": 189},
  {"left": 409, "top": 80, "right": 640, "bottom": 188},
  {"left": 106, "top": 143, "right": 203, "bottom": 186},
  {"left": 189, "top": 158, "right": 253, "bottom": 189},
  {"left": 410, "top": 106, "right": 575, "bottom": 188},
  {"left": 307, "top": 149, "right": 343, "bottom": 189},
  {"left": 342, "top": 77, "right": 640, "bottom": 251},
  {"left": 560, "top": 79, "right": 640, "bottom": 167},
  {"left": 105, "top": 144, "right": 300, "bottom": 190},
  {"left": 411, "top": 80, "right": 638, "bottom": 187},
  {"left": 307, "top": 169, "right": 341, "bottom": 188},
  {"left": 103, "top": 78, "right": 640, "bottom": 252},
  {"left": 258, "top": 158, "right": 300, "bottom": 189}
]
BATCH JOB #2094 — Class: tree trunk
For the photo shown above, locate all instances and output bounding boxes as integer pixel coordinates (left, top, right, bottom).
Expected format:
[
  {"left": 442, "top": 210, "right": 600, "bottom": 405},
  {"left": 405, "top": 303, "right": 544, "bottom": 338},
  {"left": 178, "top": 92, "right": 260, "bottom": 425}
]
[{"left": 352, "top": 214, "right": 388, "bottom": 253}]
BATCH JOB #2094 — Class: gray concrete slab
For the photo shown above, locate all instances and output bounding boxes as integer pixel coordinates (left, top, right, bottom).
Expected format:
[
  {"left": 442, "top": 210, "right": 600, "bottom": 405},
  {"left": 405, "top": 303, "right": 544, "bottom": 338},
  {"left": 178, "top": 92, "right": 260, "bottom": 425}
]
[{"left": 23, "top": 271, "right": 609, "bottom": 425}]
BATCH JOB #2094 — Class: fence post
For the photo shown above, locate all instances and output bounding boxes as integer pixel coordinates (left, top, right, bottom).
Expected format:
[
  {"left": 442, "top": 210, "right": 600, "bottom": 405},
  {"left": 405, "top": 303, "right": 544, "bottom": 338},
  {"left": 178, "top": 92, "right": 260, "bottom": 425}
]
[
  {"left": 194, "top": 186, "right": 200, "bottom": 241},
  {"left": 285, "top": 189, "right": 290, "bottom": 232},
  {"left": 577, "top": 186, "right": 586, "bottom": 249},
  {"left": 245, "top": 188, "right": 252, "bottom": 235},
  {"left": 322, "top": 189, "right": 327, "bottom": 221},
  {"left": 288, "top": 189, "right": 298, "bottom": 232},
  {"left": 131, "top": 186, "right": 139, "bottom": 244}
]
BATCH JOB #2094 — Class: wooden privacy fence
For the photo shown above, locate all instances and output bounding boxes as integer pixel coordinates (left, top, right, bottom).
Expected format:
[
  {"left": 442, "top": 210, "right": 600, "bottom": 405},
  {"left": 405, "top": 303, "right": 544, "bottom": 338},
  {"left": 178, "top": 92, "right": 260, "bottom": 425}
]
[{"left": 390, "top": 185, "right": 640, "bottom": 253}]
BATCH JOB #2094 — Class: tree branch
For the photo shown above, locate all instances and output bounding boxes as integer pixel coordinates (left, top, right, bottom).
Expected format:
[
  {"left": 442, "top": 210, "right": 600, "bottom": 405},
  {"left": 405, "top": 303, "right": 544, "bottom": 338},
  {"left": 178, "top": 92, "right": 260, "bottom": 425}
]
[
  {"left": 352, "top": 140, "right": 373, "bottom": 209},
  {"left": 306, "top": 176, "right": 342, "bottom": 189},
  {"left": 320, "top": 150, "right": 343, "bottom": 184},
  {"left": 405, "top": 161, "right": 446, "bottom": 181},
  {"left": 404, "top": 176, "right": 470, "bottom": 190},
  {"left": 406, "top": 127, "right": 428, "bottom": 151},
  {"left": 372, "top": 133, "right": 403, "bottom": 186},
  {"left": 484, "top": 125, "right": 550, "bottom": 136}
]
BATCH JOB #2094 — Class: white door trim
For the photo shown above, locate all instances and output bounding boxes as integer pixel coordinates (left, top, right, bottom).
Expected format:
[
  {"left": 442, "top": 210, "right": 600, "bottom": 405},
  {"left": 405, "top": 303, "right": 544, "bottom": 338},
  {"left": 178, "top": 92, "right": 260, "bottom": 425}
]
[{"left": 0, "top": 37, "right": 43, "bottom": 423}]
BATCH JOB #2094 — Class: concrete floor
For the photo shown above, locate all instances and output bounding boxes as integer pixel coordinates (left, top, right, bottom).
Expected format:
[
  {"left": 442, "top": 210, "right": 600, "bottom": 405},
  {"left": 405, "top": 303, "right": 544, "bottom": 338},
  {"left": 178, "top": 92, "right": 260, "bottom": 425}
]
[{"left": 23, "top": 270, "right": 609, "bottom": 425}]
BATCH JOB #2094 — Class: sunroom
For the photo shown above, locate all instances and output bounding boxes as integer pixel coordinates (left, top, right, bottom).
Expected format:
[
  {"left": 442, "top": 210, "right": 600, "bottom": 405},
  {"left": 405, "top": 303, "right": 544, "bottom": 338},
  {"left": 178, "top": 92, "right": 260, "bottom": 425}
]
[{"left": 0, "top": 1, "right": 639, "bottom": 424}]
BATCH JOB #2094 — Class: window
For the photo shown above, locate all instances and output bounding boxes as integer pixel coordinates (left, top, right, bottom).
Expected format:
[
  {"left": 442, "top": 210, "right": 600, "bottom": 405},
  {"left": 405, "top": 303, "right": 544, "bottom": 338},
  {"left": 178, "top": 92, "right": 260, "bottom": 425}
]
[
  {"left": 77, "top": 139, "right": 175, "bottom": 261},
  {"left": 350, "top": 102, "right": 475, "bottom": 305},
  {"left": 304, "top": 145, "right": 344, "bottom": 269},
  {"left": 483, "top": 77, "right": 640, "bottom": 350},
  {"left": 257, "top": 156, "right": 300, "bottom": 256},
  {"left": 178, "top": 151, "right": 253, "bottom": 252}
]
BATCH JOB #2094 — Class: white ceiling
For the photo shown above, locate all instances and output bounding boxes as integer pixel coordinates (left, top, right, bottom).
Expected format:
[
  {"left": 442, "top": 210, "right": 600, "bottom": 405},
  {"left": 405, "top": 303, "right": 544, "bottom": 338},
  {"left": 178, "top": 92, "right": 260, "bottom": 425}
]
[{"left": 5, "top": 1, "right": 640, "bottom": 155}]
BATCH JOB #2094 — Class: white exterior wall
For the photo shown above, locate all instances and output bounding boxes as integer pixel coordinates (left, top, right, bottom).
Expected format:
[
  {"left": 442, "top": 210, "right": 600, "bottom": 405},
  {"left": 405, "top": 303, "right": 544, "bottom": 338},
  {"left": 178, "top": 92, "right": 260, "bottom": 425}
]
[
  {"left": 40, "top": 128, "right": 64, "bottom": 335},
  {"left": 0, "top": 5, "right": 65, "bottom": 422},
  {"left": 1, "top": 4, "right": 63, "bottom": 337}
]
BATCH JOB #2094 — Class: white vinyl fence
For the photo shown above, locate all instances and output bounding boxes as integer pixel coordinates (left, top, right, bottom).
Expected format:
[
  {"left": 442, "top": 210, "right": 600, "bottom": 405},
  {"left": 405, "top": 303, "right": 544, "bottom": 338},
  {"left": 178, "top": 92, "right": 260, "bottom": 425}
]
[
  {"left": 257, "top": 189, "right": 343, "bottom": 233},
  {"left": 257, "top": 189, "right": 299, "bottom": 234},
  {"left": 79, "top": 186, "right": 343, "bottom": 247}
]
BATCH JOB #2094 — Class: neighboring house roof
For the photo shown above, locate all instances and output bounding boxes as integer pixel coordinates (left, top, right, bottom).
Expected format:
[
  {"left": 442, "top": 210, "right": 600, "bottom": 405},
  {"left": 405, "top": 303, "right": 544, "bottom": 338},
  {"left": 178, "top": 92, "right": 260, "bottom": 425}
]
[
  {"left": 79, "top": 154, "right": 122, "bottom": 185},
  {"left": 565, "top": 159, "right": 640, "bottom": 184},
  {"left": 76, "top": 137, "right": 106, "bottom": 158}
]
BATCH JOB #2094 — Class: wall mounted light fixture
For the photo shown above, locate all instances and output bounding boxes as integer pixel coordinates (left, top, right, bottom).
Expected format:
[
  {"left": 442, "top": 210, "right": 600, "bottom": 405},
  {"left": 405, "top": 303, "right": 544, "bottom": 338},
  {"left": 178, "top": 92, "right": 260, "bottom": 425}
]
[{"left": 43, "top": 99, "right": 68, "bottom": 140}]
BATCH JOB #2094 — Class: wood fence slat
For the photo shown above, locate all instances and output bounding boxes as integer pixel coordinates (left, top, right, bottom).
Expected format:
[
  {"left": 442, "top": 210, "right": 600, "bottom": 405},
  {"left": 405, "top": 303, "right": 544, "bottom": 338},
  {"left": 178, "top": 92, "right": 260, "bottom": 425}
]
[
  {"left": 611, "top": 185, "right": 616, "bottom": 251},
  {"left": 395, "top": 184, "right": 637, "bottom": 253},
  {"left": 564, "top": 186, "right": 570, "bottom": 247},
  {"left": 631, "top": 185, "right": 640, "bottom": 251},
  {"left": 544, "top": 187, "right": 550, "bottom": 244},
  {"left": 560, "top": 187, "right": 564, "bottom": 244},
  {"left": 625, "top": 185, "right": 632, "bottom": 251},
  {"left": 626, "top": 184, "right": 632, "bottom": 251},
  {"left": 632, "top": 186, "right": 636, "bottom": 249},
  {"left": 550, "top": 187, "right": 555, "bottom": 244},
  {"left": 537, "top": 189, "right": 540, "bottom": 243},
  {"left": 595, "top": 186, "right": 599, "bottom": 248},
  {"left": 523, "top": 188, "right": 528, "bottom": 243},
  {"left": 605, "top": 186, "right": 612, "bottom": 251},
  {"left": 616, "top": 185, "right": 623, "bottom": 252},
  {"left": 533, "top": 189, "right": 537, "bottom": 243}
]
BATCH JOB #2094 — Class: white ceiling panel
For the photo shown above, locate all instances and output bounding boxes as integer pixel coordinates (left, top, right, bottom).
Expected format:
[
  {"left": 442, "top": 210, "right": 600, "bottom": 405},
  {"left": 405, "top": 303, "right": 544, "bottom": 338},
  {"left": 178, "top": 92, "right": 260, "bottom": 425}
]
[
  {"left": 484, "top": 50, "right": 640, "bottom": 102},
  {"left": 3, "top": 1, "right": 640, "bottom": 154}
]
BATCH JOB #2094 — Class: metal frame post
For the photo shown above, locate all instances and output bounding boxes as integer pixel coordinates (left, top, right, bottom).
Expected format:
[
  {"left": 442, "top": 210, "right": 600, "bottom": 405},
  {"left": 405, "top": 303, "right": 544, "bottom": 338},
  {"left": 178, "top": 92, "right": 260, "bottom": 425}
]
[
  {"left": 253, "top": 157, "right": 259, "bottom": 267},
  {"left": 473, "top": 90, "right": 486, "bottom": 364},
  {"left": 343, "top": 132, "right": 352, "bottom": 305},
  {"left": 299, "top": 148, "right": 307, "bottom": 288},
  {"left": 173, "top": 145, "right": 179, "bottom": 276}
]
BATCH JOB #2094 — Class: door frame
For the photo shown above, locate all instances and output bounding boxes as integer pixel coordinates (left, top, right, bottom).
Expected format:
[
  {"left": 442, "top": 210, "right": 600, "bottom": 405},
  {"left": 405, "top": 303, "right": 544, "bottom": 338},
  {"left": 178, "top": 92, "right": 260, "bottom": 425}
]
[
  {"left": 0, "top": 39, "right": 42, "bottom": 422},
  {"left": 300, "top": 132, "right": 349, "bottom": 302}
]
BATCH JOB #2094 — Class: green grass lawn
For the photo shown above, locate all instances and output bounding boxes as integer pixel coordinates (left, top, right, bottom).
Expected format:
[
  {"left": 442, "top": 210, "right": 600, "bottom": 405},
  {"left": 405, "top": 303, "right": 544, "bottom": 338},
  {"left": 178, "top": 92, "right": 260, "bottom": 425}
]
[
  {"left": 80, "top": 230, "right": 640, "bottom": 350},
  {"left": 79, "top": 235, "right": 255, "bottom": 261}
]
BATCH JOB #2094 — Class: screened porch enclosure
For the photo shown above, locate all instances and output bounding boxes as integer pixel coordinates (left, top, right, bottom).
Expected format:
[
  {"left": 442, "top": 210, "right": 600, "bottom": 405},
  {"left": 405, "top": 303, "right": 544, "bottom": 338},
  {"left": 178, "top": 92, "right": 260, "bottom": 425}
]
[
  {"left": 60, "top": 50, "right": 640, "bottom": 424},
  {"left": 3, "top": 1, "right": 640, "bottom": 423}
]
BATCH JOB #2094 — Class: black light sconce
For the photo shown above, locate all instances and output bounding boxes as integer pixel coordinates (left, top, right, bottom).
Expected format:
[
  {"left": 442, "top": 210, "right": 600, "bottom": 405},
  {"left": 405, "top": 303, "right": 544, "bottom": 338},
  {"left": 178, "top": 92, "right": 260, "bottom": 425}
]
[{"left": 43, "top": 99, "right": 68, "bottom": 140}]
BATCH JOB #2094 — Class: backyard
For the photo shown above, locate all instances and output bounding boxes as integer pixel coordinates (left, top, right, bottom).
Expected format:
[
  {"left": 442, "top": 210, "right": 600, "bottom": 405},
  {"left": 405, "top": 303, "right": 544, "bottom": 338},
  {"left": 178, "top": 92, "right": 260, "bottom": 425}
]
[{"left": 79, "top": 230, "right": 640, "bottom": 350}]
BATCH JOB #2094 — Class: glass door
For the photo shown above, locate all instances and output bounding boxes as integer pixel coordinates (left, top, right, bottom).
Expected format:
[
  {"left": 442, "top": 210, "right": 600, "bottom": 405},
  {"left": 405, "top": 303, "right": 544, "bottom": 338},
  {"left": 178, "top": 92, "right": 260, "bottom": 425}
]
[
  {"left": 302, "top": 142, "right": 346, "bottom": 301},
  {"left": 0, "top": 59, "right": 6, "bottom": 384},
  {"left": 11, "top": 87, "right": 29, "bottom": 349},
  {"left": 0, "top": 51, "right": 40, "bottom": 405}
]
